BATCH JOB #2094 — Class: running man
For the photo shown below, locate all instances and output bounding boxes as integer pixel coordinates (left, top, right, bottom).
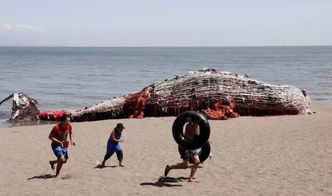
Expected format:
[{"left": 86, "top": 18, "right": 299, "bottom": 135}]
[{"left": 164, "top": 118, "right": 200, "bottom": 182}]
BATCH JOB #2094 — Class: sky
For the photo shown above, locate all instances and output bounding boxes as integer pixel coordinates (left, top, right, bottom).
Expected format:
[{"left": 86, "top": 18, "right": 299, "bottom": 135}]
[{"left": 0, "top": 0, "right": 331, "bottom": 46}]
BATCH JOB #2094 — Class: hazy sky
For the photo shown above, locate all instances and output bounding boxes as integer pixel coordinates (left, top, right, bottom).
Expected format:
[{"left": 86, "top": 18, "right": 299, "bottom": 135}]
[{"left": 0, "top": 0, "right": 331, "bottom": 46}]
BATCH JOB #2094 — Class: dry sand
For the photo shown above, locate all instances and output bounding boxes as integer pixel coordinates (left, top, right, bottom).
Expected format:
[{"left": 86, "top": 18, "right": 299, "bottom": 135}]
[{"left": 0, "top": 105, "right": 331, "bottom": 196}]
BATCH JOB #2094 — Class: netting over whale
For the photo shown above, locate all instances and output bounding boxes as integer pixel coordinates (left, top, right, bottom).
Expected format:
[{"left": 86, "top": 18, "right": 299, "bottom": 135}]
[{"left": 70, "top": 68, "right": 311, "bottom": 121}]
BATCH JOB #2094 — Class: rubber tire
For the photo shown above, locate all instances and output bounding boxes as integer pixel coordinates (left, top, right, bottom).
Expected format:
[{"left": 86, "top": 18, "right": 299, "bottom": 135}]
[
  {"left": 172, "top": 110, "right": 210, "bottom": 149},
  {"left": 178, "top": 142, "right": 211, "bottom": 163}
]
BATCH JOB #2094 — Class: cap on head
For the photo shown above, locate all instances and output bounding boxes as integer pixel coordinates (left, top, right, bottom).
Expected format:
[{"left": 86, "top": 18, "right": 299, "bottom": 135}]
[{"left": 116, "top": 123, "right": 125, "bottom": 129}]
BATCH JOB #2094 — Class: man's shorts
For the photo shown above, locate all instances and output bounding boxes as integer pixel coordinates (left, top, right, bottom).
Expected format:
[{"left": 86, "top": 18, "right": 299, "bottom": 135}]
[
  {"left": 51, "top": 144, "right": 68, "bottom": 159},
  {"left": 181, "top": 149, "right": 199, "bottom": 161}
]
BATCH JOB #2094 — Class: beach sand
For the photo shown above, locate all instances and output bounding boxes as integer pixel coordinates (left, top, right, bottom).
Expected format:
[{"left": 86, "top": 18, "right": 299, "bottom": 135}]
[{"left": 0, "top": 105, "right": 331, "bottom": 196}]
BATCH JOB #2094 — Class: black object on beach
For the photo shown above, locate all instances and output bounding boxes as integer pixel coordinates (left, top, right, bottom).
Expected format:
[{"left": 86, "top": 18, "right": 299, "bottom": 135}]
[{"left": 172, "top": 110, "right": 210, "bottom": 150}]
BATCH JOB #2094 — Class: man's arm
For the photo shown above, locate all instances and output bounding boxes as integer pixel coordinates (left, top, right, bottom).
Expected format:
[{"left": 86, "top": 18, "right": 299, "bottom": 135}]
[
  {"left": 194, "top": 123, "right": 200, "bottom": 135},
  {"left": 69, "top": 131, "right": 76, "bottom": 146}
]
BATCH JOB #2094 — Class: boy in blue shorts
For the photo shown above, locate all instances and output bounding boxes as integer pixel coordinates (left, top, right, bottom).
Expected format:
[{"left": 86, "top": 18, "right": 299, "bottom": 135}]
[{"left": 49, "top": 114, "right": 76, "bottom": 177}]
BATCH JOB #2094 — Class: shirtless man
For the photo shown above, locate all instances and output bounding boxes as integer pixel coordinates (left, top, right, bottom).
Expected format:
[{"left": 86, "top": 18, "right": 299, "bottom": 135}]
[
  {"left": 164, "top": 118, "right": 200, "bottom": 182},
  {"left": 49, "top": 114, "right": 76, "bottom": 177}
]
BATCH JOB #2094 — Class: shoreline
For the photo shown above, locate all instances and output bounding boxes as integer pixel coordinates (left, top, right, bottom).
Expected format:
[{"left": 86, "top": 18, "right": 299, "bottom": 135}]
[{"left": 1, "top": 104, "right": 330, "bottom": 128}]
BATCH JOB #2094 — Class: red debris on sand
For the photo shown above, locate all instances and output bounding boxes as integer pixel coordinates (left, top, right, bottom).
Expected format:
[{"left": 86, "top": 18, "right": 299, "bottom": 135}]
[
  {"left": 124, "top": 88, "right": 151, "bottom": 119},
  {"left": 39, "top": 110, "right": 68, "bottom": 121},
  {"left": 202, "top": 98, "right": 240, "bottom": 120}
]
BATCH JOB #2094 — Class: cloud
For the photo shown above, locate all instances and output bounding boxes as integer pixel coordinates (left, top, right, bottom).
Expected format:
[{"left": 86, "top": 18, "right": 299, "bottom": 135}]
[{"left": 0, "top": 24, "right": 45, "bottom": 32}]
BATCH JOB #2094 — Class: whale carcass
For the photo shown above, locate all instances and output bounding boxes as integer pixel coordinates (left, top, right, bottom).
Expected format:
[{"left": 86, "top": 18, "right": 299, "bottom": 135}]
[
  {"left": 0, "top": 92, "right": 40, "bottom": 121},
  {"left": 0, "top": 69, "right": 311, "bottom": 122},
  {"left": 66, "top": 69, "right": 312, "bottom": 121}
]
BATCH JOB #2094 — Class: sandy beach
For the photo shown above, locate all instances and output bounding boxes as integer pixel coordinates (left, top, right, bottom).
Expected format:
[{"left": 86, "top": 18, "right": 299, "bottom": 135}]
[{"left": 0, "top": 105, "right": 331, "bottom": 196}]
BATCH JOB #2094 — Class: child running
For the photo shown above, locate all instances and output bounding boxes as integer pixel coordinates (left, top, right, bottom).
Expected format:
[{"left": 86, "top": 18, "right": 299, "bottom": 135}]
[
  {"left": 49, "top": 114, "right": 76, "bottom": 177},
  {"left": 101, "top": 123, "right": 125, "bottom": 167}
]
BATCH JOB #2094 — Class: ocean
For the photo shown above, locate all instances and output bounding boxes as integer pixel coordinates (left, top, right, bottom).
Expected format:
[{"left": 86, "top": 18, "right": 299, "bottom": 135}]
[{"left": 1, "top": 46, "right": 331, "bottom": 125}]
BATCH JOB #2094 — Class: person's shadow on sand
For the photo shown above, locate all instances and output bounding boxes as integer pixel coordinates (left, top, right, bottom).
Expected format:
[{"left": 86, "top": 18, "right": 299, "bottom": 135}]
[
  {"left": 140, "top": 176, "right": 185, "bottom": 187},
  {"left": 27, "top": 174, "right": 55, "bottom": 180},
  {"left": 94, "top": 164, "right": 118, "bottom": 169}
]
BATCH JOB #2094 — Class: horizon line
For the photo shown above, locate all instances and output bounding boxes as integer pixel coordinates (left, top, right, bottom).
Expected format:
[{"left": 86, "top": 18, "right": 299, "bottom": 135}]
[{"left": 0, "top": 44, "right": 332, "bottom": 48}]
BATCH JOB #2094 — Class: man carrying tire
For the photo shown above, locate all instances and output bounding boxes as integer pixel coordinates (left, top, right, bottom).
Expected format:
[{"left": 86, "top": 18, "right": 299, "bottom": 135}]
[{"left": 164, "top": 117, "right": 200, "bottom": 183}]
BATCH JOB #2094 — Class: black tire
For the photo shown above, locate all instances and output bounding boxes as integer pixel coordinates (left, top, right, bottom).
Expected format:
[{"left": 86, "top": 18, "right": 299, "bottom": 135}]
[
  {"left": 172, "top": 111, "right": 210, "bottom": 149},
  {"left": 178, "top": 142, "right": 211, "bottom": 163}
]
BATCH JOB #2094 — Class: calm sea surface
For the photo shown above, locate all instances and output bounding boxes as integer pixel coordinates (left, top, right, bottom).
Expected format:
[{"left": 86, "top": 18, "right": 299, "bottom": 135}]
[{"left": 1, "top": 46, "right": 331, "bottom": 123}]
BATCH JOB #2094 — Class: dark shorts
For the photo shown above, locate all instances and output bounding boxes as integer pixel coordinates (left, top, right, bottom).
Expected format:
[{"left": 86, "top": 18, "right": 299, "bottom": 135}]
[
  {"left": 181, "top": 149, "right": 199, "bottom": 161},
  {"left": 104, "top": 150, "right": 123, "bottom": 161},
  {"left": 51, "top": 144, "right": 68, "bottom": 159}
]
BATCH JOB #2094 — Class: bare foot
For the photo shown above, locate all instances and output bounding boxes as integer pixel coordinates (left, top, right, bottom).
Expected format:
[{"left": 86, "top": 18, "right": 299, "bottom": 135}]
[
  {"left": 188, "top": 178, "right": 199, "bottom": 183},
  {"left": 119, "top": 164, "right": 125, "bottom": 167},
  {"left": 96, "top": 164, "right": 105, "bottom": 168},
  {"left": 49, "top": 161, "right": 55, "bottom": 170},
  {"left": 164, "top": 165, "right": 170, "bottom": 177}
]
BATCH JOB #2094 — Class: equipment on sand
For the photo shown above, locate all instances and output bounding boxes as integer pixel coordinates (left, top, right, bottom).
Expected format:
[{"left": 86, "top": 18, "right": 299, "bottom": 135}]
[{"left": 172, "top": 111, "right": 210, "bottom": 150}]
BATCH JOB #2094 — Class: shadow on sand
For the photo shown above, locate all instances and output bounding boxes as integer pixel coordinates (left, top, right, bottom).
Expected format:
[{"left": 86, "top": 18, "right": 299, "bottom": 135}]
[
  {"left": 140, "top": 176, "right": 189, "bottom": 187},
  {"left": 27, "top": 174, "right": 55, "bottom": 180},
  {"left": 93, "top": 164, "right": 118, "bottom": 169}
]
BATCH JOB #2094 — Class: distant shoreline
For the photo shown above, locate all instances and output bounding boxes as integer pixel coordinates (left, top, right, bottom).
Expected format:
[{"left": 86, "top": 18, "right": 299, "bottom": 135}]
[{"left": 1, "top": 45, "right": 332, "bottom": 48}]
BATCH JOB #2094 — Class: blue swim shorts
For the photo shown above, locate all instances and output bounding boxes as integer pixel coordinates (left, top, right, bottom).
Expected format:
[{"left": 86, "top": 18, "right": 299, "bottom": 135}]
[
  {"left": 51, "top": 144, "right": 68, "bottom": 159},
  {"left": 181, "top": 149, "right": 199, "bottom": 161}
]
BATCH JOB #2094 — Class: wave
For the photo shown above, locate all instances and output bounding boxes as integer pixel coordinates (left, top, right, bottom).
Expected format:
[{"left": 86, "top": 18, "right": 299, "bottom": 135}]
[
  {"left": 0, "top": 111, "right": 10, "bottom": 119},
  {"left": 311, "top": 97, "right": 331, "bottom": 101},
  {"left": 310, "top": 92, "right": 332, "bottom": 96}
]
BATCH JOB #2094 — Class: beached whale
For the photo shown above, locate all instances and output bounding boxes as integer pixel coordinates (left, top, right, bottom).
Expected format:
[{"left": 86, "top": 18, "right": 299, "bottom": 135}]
[{"left": 0, "top": 69, "right": 311, "bottom": 122}]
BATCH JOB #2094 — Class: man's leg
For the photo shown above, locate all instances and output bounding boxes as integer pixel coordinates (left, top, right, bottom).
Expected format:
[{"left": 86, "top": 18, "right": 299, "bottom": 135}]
[
  {"left": 49, "top": 160, "right": 57, "bottom": 170},
  {"left": 164, "top": 160, "right": 190, "bottom": 176},
  {"left": 55, "top": 156, "right": 66, "bottom": 177},
  {"left": 188, "top": 155, "right": 200, "bottom": 182},
  {"left": 51, "top": 145, "right": 67, "bottom": 173}
]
